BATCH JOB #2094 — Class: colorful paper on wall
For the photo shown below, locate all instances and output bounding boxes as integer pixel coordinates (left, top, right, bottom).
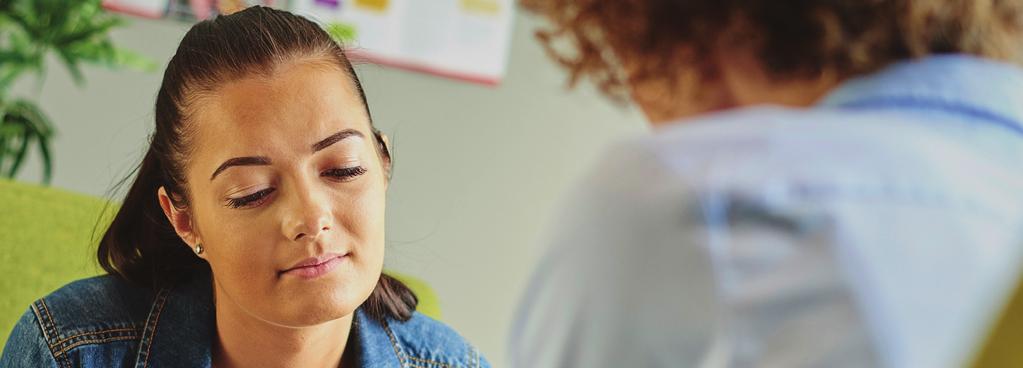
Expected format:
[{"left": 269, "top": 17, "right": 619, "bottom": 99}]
[
  {"left": 291, "top": 0, "right": 514, "bottom": 85},
  {"left": 104, "top": 0, "right": 515, "bottom": 85}
]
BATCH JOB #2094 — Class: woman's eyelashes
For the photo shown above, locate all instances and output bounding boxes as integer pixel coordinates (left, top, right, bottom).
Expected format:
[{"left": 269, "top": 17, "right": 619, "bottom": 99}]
[
  {"left": 224, "top": 166, "right": 368, "bottom": 209},
  {"left": 322, "top": 166, "right": 367, "bottom": 181},
  {"left": 227, "top": 187, "right": 275, "bottom": 209}
]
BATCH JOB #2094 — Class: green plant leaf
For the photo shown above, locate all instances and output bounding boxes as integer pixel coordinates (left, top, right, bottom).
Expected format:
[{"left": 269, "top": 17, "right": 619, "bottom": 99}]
[
  {"left": 37, "top": 128, "right": 51, "bottom": 184},
  {"left": 109, "top": 47, "right": 157, "bottom": 72},
  {"left": 0, "top": 99, "right": 54, "bottom": 181},
  {"left": 55, "top": 18, "right": 123, "bottom": 47},
  {"left": 56, "top": 48, "right": 86, "bottom": 86},
  {"left": 325, "top": 22, "right": 359, "bottom": 44},
  {"left": 0, "top": 0, "right": 145, "bottom": 183},
  {"left": 0, "top": 118, "right": 11, "bottom": 174},
  {"left": 9, "top": 99, "right": 54, "bottom": 138},
  {"left": 5, "top": 124, "right": 30, "bottom": 178}
]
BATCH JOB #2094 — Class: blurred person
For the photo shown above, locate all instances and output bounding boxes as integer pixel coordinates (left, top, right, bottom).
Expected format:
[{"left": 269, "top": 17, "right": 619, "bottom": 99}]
[
  {"left": 511, "top": 1, "right": 1023, "bottom": 367},
  {"left": 1, "top": 6, "right": 488, "bottom": 367}
]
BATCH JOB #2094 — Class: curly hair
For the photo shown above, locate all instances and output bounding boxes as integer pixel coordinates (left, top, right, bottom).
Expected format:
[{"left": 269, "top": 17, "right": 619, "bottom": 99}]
[{"left": 521, "top": 0, "right": 1023, "bottom": 101}]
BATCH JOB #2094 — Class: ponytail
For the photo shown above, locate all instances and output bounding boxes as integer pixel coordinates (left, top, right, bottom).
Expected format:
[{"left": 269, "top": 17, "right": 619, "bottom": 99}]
[{"left": 96, "top": 146, "right": 205, "bottom": 289}]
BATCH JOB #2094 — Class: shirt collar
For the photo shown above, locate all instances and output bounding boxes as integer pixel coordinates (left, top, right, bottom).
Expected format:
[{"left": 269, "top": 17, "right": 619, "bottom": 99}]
[{"left": 818, "top": 54, "right": 1023, "bottom": 134}]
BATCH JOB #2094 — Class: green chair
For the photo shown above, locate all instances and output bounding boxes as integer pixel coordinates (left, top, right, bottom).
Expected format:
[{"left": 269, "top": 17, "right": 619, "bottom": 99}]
[
  {"left": 971, "top": 269, "right": 1023, "bottom": 367},
  {"left": 0, "top": 179, "right": 440, "bottom": 349}
]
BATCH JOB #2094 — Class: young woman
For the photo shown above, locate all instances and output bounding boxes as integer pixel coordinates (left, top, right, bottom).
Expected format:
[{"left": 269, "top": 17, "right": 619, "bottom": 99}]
[
  {"left": 513, "top": 1, "right": 1023, "bottom": 367},
  {"left": 1, "top": 6, "right": 488, "bottom": 368}
]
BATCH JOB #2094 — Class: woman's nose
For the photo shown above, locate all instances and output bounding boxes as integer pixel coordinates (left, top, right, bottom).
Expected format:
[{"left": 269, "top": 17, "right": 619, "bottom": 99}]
[{"left": 282, "top": 184, "right": 332, "bottom": 242}]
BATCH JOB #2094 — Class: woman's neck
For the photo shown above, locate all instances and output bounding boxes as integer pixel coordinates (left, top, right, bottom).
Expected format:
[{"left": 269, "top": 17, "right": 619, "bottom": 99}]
[{"left": 211, "top": 287, "right": 354, "bottom": 368}]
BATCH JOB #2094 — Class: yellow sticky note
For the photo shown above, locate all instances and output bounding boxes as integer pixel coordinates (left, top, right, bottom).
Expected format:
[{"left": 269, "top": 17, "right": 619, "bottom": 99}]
[
  {"left": 460, "top": 0, "right": 500, "bottom": 16},
  {"left": 355, "top": 0, "right": 390, "bottom": 12}
]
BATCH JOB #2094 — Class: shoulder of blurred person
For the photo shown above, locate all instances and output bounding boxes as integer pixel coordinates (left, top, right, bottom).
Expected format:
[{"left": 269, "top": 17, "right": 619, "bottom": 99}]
[
  {"left": 511, "top": 54, "right": 1023, "bottom": 368},
  {"left": 1, "top": 272, "right": 490, "bottom": 367}
]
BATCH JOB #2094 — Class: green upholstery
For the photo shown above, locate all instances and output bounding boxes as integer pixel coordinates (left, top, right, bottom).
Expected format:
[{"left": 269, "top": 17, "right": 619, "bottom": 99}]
[
  {"left": 0, "top": 179, "right": 440, "bottom": 349},
  {"left": 971, "top": 271, "right": 1023, "bottom": 367}
]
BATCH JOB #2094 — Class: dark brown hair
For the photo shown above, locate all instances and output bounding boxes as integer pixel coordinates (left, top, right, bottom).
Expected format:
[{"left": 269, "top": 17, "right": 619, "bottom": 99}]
[
  {"left": 97, "top": 6, "right": 417, "bottom": 322},
  {"left": 522, "top": 0, "right": 1023, "bottom": 101}
]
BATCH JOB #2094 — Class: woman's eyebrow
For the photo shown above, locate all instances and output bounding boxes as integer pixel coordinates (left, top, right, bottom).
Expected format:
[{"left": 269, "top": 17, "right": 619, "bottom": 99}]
[
  {"left": 210, "top": 156, "right": 271, "bottom": 181},
  {"left": 209, "top": 130, "right": 364, "bottom": 181},
  {"left": 312, "top": 129, "right": 364, "bottom": 153}
]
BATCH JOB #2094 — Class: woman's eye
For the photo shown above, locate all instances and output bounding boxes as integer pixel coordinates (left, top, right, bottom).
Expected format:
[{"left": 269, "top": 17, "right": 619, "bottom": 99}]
[
  {"left": 322, "top": 166, "right": 367, "bottom": 181},
  {"left": 226, "top": 188, "right": 275, "bottom": 209}
]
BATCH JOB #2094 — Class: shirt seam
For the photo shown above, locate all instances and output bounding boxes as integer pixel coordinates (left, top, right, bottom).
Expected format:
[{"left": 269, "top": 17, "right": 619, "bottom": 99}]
[{"left": 833, "top": 96, "right": 1023, "bottom": 137}]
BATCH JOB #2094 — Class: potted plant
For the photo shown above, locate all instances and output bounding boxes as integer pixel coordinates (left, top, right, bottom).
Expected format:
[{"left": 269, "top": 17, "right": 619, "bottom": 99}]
[{"left": 0, "top": 0, "right": 152, "bottom": 183}]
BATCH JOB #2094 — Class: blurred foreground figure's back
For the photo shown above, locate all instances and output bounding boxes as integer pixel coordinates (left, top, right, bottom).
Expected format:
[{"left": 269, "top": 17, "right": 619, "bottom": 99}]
[{"left": 513, "top": 1, "right": 1023, "bottom": 367}]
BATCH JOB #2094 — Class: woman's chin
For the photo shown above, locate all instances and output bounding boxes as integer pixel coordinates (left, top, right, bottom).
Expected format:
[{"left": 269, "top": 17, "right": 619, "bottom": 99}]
[
  {"left": 268, "top": 281, "right": 371, "bottom": 327},
  {"left": 269, "top": 298, "right": 358, "bottom": 327}
]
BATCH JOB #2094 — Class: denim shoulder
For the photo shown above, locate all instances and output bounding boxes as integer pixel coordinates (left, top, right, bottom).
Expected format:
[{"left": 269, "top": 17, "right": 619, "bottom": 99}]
[
  {"left": 364, "top": 311, "right": 491, "bottom": 368},
  {"left": 0, "top": 275, "right": 153, "bottom": 367}
]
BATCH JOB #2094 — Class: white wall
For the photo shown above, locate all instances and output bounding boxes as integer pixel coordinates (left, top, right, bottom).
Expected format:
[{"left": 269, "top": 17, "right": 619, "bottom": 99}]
[{"left": 12, "top": 11, "right": 647, "bottom": 365}]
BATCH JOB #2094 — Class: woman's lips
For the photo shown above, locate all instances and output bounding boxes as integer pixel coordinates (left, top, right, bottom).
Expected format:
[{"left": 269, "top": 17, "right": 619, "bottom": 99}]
[{"left": 280, "top": 253, "right": 347, "bottom": 279}]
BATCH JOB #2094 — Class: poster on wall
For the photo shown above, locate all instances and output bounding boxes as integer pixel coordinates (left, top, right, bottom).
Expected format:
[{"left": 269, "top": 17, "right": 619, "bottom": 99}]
[
  {"left": 290, "top": 0, "right": 515, "bottom": 85},
  {"left": 104, "top": 0, "right": 515, "bottom": 85}
]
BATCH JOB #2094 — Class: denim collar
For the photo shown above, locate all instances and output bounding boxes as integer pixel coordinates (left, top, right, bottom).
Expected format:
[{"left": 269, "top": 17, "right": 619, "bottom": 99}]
[
  {"left": 818, "top": 54, "right": 1023, "bottom": 135},
  {"left": 138, "top": 272, "right": 396, "bottom": 367}
]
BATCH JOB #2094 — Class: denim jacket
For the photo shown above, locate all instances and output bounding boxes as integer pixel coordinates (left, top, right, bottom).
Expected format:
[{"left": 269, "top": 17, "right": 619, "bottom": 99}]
[{"left": 1, "top": 271, "right": 488, "bottom": 367}]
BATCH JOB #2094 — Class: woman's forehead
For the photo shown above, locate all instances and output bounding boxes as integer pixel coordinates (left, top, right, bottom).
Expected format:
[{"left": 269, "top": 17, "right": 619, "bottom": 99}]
[
  {"left": 184, "top": 63, "right": 372, "bottom": 169},
  {"left": 213, "top": 63, "right": 360, "bottom": 118}
]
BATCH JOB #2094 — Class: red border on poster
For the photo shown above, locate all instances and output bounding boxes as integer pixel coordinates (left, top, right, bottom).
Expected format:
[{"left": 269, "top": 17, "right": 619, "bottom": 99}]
[
  {"left": 348, "top": 49, "right": 501, "bottom": 87},
  {"left": 102, "top": 1, "right": 166, "bottom": 19}
]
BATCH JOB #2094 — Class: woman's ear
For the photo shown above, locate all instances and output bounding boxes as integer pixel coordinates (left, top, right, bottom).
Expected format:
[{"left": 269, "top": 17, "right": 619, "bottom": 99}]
[
  {"left": 375, "top": 131, "right": 392, "bottom": 180},
  {"left": 157, "top": 186, "right": 201, "bottom": 255}
]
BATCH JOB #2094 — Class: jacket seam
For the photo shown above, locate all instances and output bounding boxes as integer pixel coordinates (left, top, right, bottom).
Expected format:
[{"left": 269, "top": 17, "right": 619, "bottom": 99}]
[
  {"left": 380, "top": 319, "right": 469, "bottom": 368},
  {"left": 50, "top": 329, "right": 139, "bottom": 358},
  {"left": 33, "top": 300, "right": 70, "bottom": 368},
  {"left": 381, "top": 319, "right": 409, "bottom": 368},
  {"left": 134, "top": 287, "right": 171, "bottom": 368},
  {"left": 50, "top": 328, "right": 138, "bottom": 349},
  {"left": 56, "top": 335, "right": 138, "bottom": 357},
  {"left": 29, "top": 303, "right": 53, "bottom": 346},
  {"left": 407, "top": 355, "right": 454, "bottom": 367},
  {"left": 34, "top": 300, "right": 59, "bottom": 347}
]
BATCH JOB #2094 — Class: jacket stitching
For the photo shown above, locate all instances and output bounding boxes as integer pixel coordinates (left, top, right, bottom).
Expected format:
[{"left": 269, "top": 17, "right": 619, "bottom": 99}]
[
  {"left": 50, "top": 328, "right": 137, "bottom": 349},
  {"left": 381, "top": 319, "right": 409, "bottom": 368},
  {"left": 55, "top": 335, "right": 138, "bottom": 357},
  {"left": 29, "top": 303, "right": 52, "bottom": 345},
  {"left": 407, "top": 355, "right": 454, "bottom": 367},
  {"left": 36, "top": 300, "right": 59, "bottom": 347},
  {"left": 34, "top": 300, "right": 70, "bottom": 368},
  {"left": 31, "top": 303, "right": 65, "bottom": 368},
  {"left": 135, "top": 287, "right": 171, "bottom": 368},
  {"left": 52, "top": 329, "right": 138, "bottom": 353},
  {"left": 381, "top": 320, "right": 465, "bottom": 368}
]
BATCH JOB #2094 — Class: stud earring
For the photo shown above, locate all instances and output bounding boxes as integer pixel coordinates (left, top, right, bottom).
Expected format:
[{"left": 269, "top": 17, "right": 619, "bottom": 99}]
[{"left": 194, "top": 243, "right": 204, "bottom": 255}]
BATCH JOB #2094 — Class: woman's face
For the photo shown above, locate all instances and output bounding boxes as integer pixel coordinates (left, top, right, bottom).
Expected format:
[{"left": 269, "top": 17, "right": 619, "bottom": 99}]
[{"left": 167, "top": 60, "right": 387, "bottom": 327}]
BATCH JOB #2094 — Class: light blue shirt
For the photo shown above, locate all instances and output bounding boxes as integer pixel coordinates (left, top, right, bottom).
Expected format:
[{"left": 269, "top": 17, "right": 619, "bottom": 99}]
[{"left": 510, "top": 55, "right": 1023, "bottom": 368}]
